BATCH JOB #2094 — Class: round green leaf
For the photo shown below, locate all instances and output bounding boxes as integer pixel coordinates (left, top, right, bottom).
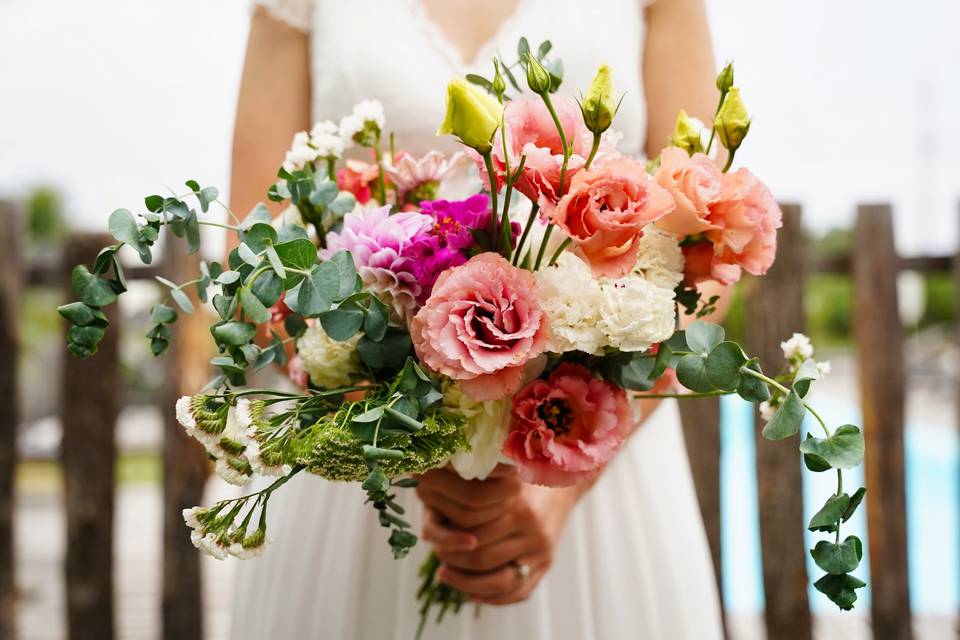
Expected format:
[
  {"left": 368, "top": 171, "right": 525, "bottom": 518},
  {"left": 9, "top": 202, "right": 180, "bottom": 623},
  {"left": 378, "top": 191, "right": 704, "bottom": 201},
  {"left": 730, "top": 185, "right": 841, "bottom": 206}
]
[
  {"left": 811, "top": 536, "right": 862, "bottom": 575},
  {"left": 240, "top": 288, "right": 271, "bottom": 324},
  {"left": 685, "top": 320, "right": 725, "bottom": 356},
  {"left": 705, "top": 341, "right": 747, "bottom": 391},
  {"left": 210, "top": 321, "right": 256, "bottom": 347},
  {"left": 798, "top": 424, "right": 865, "bottom": 469},
  {"left": 319, "top": 308, "right": 364, "bottom": 341},
  {"left": 676, "top": 354, "right": 713, "bottom": 393},
  {"left": 808, "top": 493, "right": 850, "bottom": 532},
  {"left": 761, "top": 389, "right": 804, "bottom": 440},
  {"left": 243, "top": 223, "right": 279, "bottom": 253},
  {"left": 71, "top": 266, "right": 118, "bottom": 307}
]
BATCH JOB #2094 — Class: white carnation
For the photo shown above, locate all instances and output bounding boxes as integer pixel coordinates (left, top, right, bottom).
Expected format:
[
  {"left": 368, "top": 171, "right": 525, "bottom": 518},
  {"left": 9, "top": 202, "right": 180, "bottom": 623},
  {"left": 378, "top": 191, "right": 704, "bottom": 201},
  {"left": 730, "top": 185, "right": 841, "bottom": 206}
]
[
  {"left": 780, "top": 333, "right": 814, "bottom": 361},
  {"left": 352, "top": 99, "right": 385, "bottom": 128},
  {"left": 283, "top": 130, "right": 319, "bottom": 171},
  {"left": 759, "top": 400, "right": 776, "bottom": 422},
  {"left": 310, "top": 119, "right": 338, "bottom": 138},
  {"left": 338, "top": 114, "right": 363, "bottom": 141},
  {"left": 296, "top": 324, "right": 362, "bottom": 389},
  {"left": 535, "top": 253, "right": 605, "bottom": 354},
  {"left": 444, "top": 382, "right": 511, "bottom": 481},
  {"left": 597, "top": 275, "right": 676, "bottom": 352},
  {"left": 633, "top": 225, "right": 685, "bottom": 289},
  {"left": 310, "top": 119, "right": 346, "bottom": 158},
  {"left": 816, "top": 360, "right": 832, "bottom": 377}
]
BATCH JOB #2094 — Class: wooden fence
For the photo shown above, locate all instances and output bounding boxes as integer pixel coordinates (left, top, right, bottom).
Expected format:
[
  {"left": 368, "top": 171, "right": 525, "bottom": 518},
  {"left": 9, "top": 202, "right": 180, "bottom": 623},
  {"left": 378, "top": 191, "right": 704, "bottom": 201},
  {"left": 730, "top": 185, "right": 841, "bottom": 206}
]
[{"left": 0, "top": 199, "right": 954, "bottom": 639}]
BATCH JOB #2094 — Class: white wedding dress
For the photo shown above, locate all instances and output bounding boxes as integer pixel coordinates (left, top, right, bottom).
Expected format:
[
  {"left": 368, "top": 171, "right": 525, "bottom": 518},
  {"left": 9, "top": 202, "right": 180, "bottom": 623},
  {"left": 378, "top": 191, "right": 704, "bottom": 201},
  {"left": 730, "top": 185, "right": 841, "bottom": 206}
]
[{"left": 231, "top": 1, "right": 724, "bottom": 638}]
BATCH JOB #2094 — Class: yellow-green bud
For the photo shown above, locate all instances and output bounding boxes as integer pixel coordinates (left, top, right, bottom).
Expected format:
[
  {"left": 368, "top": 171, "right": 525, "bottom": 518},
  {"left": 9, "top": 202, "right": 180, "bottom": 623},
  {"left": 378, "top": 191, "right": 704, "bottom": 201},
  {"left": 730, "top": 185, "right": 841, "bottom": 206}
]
[
  {"left": 716, "top": 62, "right": 734, "bottom": 93},
  {"left": 525, "top": 53, "right": 552, "bottom": 95},
  {"left": 492, "top": 59, "right": 507, "bottom": 100},
  {"left": 437, "top": 79, "right": 503, "bottom": 153},
  {"left": 670, "top": 109, "right": 704, "bottom": 155},
  {"left": 580, "top": 64, "right": 615, "bottom": 134},
  {"left": 713, "top": 87, "right": 750, "bottom": 152}
]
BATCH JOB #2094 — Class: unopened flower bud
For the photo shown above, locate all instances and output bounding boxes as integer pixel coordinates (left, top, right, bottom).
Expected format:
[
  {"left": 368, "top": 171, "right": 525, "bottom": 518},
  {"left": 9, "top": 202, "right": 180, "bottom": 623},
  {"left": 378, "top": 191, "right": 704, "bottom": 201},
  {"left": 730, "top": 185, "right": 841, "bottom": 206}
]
[
  {"left": 716, "top": 62, "right": 734, "bottom": 94},
  {"left": 491, "top": 60, "right": 507, "bottom": 100},
  {"left": 524, "top": 53, "right": 552, "bottom": 95},
  {"left": 713, "top": 87, "right": 750, "bottom": 152},
  {"left": 580, "top": 64, "right": 615, "bottom": 134},
  {"left": 670, "top": 109, "right": 704, "bottom": 155},
  {"left": 437, "top": 79, "right": 503, "bottom": 153}
]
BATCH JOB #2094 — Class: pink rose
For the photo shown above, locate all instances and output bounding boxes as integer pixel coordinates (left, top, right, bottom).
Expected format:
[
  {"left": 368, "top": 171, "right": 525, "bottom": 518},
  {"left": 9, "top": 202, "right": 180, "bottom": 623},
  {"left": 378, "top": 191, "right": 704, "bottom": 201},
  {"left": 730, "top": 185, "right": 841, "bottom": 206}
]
[
  {"left": 410, "top": 253, "right": 548, "bottom": 401},
  {"left": 549, "top": 156, "right": 675, "bottom": 278},
  {"left": 502, "top": 363, "right": 633, "bottom": 487},
  {"left": 477, "top": 97, "right": 615, "bottom": 207},
  {"left": 654, "top": 146, "right": 725, "bottom": 236},
  {"left": 286, "top": 354, "right": 308, "bottom": 389},
  {"left": 705, "top": 167, "right": 782, "bottom": 283}
]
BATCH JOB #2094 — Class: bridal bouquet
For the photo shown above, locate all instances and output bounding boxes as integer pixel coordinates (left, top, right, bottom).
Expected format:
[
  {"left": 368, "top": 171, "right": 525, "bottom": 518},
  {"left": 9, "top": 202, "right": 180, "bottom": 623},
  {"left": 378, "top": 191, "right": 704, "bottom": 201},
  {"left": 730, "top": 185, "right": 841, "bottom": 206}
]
[{"left": 58, "top": 38, "right": 868, "bottom": 632}]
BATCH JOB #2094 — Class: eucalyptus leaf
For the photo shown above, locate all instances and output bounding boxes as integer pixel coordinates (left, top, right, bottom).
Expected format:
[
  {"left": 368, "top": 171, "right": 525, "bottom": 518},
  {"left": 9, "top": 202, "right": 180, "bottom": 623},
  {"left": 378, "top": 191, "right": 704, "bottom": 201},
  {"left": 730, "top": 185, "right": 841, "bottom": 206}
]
[
  {"left": 265, "top": 244, "right": 287, "bottom": 279},
  {"left": 319, "top": 308, "right": 364, "bottom": 341},
  {"left": 170, "top": 288, "right": 194, "bottom": 314},
  {"left": 184, "top": 210, "right": 201, "bottom": 255},
  {"left": 794, "top": 358, "right": 820, "bottom": 398},
  {"left": 251, "top": 269, "right": 284, "bottom": 307},
  {"left": 241, "top": 203, "right": 272, "bottom": 230},
  {"left": 808, "top": 493, "right": 850, "bottom": 532},
  {"left": 802, "top": 433, "right": 833, "bottom": 472},
  {"left": 210, "top": 321, "right": 256, "bottom": 347},
  {"left": 761, "top": 389, "right": 804, "bottom": 440},
  {"left": 843, "top": 487, "right": 866, "bottom": 522},
  {"left": 150, "top": 303, "right": 177, "bottom": 324},
  {"left": 238, "top": 243, "right": 260, "bottom": 267},
  {"left": 243, "top": 223, "right": 279, "bottom": 253},
  {"left": 363, "top": 296, "right": 389, "bottom": 342},
  {"left": 814, "top": 573, "right": 866, "bottom": 611},
  {"left": 363, "top": 445, "right": 404, "bottom": 462},
  {"left": 58, "top": 301, "right": 99, "bottom": 326},
  {"left": 737, "top": 359, "right": 770, "bottom": 403},
  {"left": 212, "top": 294, "right": 237, "bottom": 321},
  {"left": 676, "top": 354, "right": 713, "bottom": 393},
  {"left": 685, "top": 321, "right": 725, "bottom": 356},
  {"left": 72, "top": 266, "right": 118, "bottom": 307},
  {"left": 705, "top": 341, "right": 747, "bottom": 391},
  {"left": 811, "top": 536, "right": 862, "bottom": 575},
  {"left": 240, "top": 288, "right": 271, "bottom": 324},
  {"left": 798, "top": 425, "right": 865, "bottom": 469},
  {"left": 215, "top": 270, "right": 241, "bottom": 285},
  {"left": 273, "top": 238, "right": 318, "bottom": 271}
]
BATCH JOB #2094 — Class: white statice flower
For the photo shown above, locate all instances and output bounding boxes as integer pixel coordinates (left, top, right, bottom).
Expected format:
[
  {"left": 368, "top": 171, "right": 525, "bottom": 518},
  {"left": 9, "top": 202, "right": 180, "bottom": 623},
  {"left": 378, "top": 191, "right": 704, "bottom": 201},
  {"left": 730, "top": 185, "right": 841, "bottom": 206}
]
[
  {"left": 233, "top": 399, "right": 256, "bottom": 447},
  {"left": 780, "top": 333, "right": 814, "bottom": 361},
  {"left": 633, "top": 225, "right": 685, "bottom": 289},
  {"left": 175, "top": 396, "right": 196, "bottom": 429},
  {"left": 199, "top": 532, "right": 230, "bottom": 560},
  {"left": 296, "top": 324, "right": 362, "bottom": 389},
  {"left": 246, "top": 439, "right": 292, "bottom": 477},
  {"left": 535, "top": 253, "right": 605, "bottom": 354},
  {"left": 597, "top": 275, "right": 676, "bottom": 352},
  {"left": 283, "top": 130, "right": 319, "bottom": 171},
  {"left": 816, "top": 361, "right": 832, "bottom": 377},
  {"left": 444, "top": 382, "right": 511, "bottom": 480},
  {"left": 182, "top": 507, "right": 206, "bottom": 530},
  {"left": 759, "top": 400, "right": 776, "bottom": 422},
  {"left": 175, "top": 395, "right": 224, "bottom": 449},
  {"left": 310, "top": 119, "right": 346, "bottom": 158},
  {"left": 215, "top": 456, "right": 252, "bottom": 487},
  {"left": 229, "top": 541, "right": 266, "bottom": 560}
]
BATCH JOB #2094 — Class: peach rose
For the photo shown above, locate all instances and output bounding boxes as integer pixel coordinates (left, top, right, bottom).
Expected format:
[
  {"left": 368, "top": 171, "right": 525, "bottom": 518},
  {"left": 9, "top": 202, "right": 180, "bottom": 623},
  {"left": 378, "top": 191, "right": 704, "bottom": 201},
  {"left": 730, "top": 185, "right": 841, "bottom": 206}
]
[
  {"left": 410, "top": 253, "right": 548, "bottom": 401},
  {"left": 654, "top": 146, "right": 725, "bottom": 236},
  {"left": 705, "top": 167, "right": 782, "bottom": 283},
  {"left": 478, "top": 97, "right": 616, "bottom": 207},
  {"left": 549, "top": 156, "right": 675, "bottom": 278}
]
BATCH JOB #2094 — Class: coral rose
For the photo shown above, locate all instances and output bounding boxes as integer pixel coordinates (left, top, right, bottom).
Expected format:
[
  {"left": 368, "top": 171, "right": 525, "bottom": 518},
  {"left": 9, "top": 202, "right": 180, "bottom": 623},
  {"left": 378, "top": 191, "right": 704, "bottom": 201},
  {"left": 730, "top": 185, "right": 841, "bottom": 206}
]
[
  {"left": 653, "top": 146, "right": 725, "bottom": 236},
  {"left": 410, "top": 253, "right": 548, "bottom": 401},
  {"left": 502, "top": 363, "right": 633, "bottom": 486},
  {"left": 549, "top": 156, "right": 675, "bottom": 278}
]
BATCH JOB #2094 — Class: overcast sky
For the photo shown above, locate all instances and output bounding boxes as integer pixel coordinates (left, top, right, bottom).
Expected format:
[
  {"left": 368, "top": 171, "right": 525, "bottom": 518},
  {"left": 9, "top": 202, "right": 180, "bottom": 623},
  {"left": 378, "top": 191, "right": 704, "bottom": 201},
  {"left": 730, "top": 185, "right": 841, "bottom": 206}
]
[{"left": 1, "top": 0, "right": 958, "bottom": 254}]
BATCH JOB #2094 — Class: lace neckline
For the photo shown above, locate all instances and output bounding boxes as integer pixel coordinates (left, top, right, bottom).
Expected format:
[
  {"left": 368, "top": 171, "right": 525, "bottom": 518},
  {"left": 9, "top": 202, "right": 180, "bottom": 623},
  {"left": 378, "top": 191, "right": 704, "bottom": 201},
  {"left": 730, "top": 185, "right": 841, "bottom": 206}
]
[{"left": 410, "top": 0, "right": 537, "bottom": 71}]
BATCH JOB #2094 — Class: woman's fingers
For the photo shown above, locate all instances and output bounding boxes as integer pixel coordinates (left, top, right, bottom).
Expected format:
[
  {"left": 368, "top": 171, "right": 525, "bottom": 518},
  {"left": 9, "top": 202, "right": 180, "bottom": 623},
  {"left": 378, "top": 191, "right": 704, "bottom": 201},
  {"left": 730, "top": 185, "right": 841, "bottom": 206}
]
[
  {"left": 436, "top": 534, "right": 534, "bottom": 573},
  {"left": 417, "top": 466, "right": 521, "bottom": 510},
  {"left": 421, "top": 508, "right": 477, "bottom": 551},
  {"left": 416, "top": 487, "right": 509, "bottom": 528},
  {"left": 466, "top": 512, "right": 518, "bottom": 548},
  {"left": 438, "top": 555, "right": 547, "bottom": 601}
]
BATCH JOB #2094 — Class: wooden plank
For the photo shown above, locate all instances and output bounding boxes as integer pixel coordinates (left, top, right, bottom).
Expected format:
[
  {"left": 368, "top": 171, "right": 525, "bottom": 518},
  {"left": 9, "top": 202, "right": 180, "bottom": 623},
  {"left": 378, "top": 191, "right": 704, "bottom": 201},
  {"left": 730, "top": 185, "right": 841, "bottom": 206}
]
[
  {"left": 853, "top": 203, "right": 912, "bottom": 640},
  {"left": 810, "top": 254, "right": 951, "bottom": 275},
  {"left": 677, "top": 396, "right": 726, "bottom": 636},
  {"left": 160, "top": 242, "right": 210, "bottom": 640},
  {"left": 0, "top": 202, "right": 22, "bottom": 640},
  {"left": 61, "top": 234, "right": 118, "bottom": 640},
  {"left": 745, "top": 203, "right": 813, "bottom": 640}
]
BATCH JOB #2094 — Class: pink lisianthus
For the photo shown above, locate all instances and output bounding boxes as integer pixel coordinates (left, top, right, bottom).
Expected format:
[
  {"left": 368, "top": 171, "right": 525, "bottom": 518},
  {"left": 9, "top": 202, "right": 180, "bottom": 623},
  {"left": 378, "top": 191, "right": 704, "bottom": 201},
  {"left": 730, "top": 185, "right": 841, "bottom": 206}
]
[
  {"left": 502, "top": 363, "right": 633, "bottom": 487},
  {"left": 323, "top": 206, "right": 432, "bottom": 321},
  {"left": 477, "top": 97, "right": 616, "bottom": 208},
  {"left": 410, "top": 253, "right": 548, "bottom": 401},
  {"left": 704, "top": 167, "right": 782, "bottom": 283},
  {"left": 383, "top": 150, "right": 463, "bottom": 206},
  {"left": 337, "top": 159, "right": 380, "bottom": 204},
  {"left": 549, "top": 156, "right": 676, "bottom": 277},
  {"left": 286, "top": 354, "right": 309, "bottom": 389},
  {"left": 654, "top": 146, "right": 725, "bottom": 236}
]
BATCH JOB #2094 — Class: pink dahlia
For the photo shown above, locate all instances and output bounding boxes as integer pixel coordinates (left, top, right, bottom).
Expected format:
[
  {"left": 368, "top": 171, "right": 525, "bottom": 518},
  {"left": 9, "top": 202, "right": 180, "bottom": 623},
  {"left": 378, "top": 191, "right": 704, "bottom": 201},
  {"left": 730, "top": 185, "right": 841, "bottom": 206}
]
[
  {"left": 410, "top": 253, "right": 548, "bottom": 401},
  {"left": 323, "top": 206, "right": 432, "bottom": 321},
  {"left": 502, "top": 363, "right": 633, "bottom": 487},
  {"left": 383, "top": 150, "right": 463, "bottom": 206}
]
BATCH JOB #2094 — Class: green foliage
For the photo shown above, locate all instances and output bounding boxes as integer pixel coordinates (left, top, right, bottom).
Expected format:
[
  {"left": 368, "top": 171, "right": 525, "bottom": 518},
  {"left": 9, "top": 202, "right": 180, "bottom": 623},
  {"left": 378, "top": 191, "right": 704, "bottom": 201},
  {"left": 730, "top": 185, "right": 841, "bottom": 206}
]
[{"left": 25, "top": 186, "right": 66, "bottom": 245}]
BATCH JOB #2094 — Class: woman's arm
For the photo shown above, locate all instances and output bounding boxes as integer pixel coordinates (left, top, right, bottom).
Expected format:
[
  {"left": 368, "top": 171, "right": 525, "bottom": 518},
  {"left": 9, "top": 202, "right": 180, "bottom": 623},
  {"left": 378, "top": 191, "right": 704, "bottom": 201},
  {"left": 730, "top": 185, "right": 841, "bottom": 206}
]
[
  {"left": 419, "top": 0, "right": 723, "bottom": 604},
  {"left": 228, "top": 7, "right": 312, "bottom": 252}
]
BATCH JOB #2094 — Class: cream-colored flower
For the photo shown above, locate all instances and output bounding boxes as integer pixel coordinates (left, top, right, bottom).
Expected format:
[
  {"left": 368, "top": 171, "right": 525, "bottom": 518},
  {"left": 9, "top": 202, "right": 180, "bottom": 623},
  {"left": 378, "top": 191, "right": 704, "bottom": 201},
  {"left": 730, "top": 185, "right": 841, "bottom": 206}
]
[
  {"left": 633, "top": 225, "right": 685, "bottom": 290},
  {"left": 597, "top": 275, "right": 676, "bottom": 352},
  {"left": 215, "top": 456, "right": 252, "bottom": 487},
  {"left": 759, "top": 400, "right": 776, "bottom": 421},
  {"left": 283, "top": 130, "right": 319, "bottom": 171},
  {"left": 816, "top": 360, "right": 832, "bottom": 377},
  {"left": 444, "top": 382, "right": 511, "bottom": 481},
  {"left": 296, "top": 324, "right": 362, "bottom": 389},
  {"left": 535, "top": 253, "right": 605, "bottom": 354},
  {"left": 780, "top": 333, "right": 814, "bottom": 361}
]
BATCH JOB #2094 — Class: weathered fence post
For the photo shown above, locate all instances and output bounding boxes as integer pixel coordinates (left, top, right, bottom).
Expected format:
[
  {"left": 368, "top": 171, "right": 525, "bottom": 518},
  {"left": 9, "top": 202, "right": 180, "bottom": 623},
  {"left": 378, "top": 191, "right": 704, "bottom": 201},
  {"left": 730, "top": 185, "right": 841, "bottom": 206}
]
[
  {"left": 0, "top": 202, "right": 23, "bottom": 640},
  {"left": 745, "top": 203, "right": 812, "bottom": 640},
  {"left": 161, "top": 242, "right": 210, "bottom": 640},
  {"left": 853, "top": 203, "right": 912, "bottom": 640},
  {"left": 677, "top": 397, "right": 725, "bottom": 633},
  {"left": 61, "top": 233, "right": 118, "bottom": 640}
]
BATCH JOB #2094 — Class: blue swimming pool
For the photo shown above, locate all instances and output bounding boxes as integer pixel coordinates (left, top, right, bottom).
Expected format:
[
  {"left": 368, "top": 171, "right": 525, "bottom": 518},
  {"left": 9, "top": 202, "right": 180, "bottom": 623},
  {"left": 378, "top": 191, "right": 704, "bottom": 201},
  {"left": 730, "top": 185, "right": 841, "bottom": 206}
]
[{"left": 719, "top": 395, "right": 959, "bottom": 614}]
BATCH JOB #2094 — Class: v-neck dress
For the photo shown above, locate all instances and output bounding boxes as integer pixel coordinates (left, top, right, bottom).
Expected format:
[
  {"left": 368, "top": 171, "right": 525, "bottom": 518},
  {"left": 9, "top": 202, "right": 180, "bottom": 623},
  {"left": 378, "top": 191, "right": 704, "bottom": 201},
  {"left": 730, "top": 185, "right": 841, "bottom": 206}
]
[{"left": 229, "top": 1, "right": 725, "bottom": 638}]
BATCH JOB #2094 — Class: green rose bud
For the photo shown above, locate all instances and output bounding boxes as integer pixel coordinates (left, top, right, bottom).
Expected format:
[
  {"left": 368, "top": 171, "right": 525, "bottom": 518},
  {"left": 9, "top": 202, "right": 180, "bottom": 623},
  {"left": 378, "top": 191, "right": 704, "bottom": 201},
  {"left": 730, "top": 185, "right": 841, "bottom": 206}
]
[
  {"left": 716, "top": 62, "right": 734, "bottom": 93},
  {"left": 437, "top": 79, "right": 503, "bottom": 153},
  {"left": 713, "top": 87, "right": 750, "bottom": 152},
  {"left": 580, "top": 64, "right": 616, "bottom": 134},
  {"left": 524, "top": 53, "right": 552, "bottom": 95},
  {"left": 670, "top": 109, "right": 704, "bottom": 155},
  {"left": 492, "top": 59, "right": 507, "bottom": 101}
]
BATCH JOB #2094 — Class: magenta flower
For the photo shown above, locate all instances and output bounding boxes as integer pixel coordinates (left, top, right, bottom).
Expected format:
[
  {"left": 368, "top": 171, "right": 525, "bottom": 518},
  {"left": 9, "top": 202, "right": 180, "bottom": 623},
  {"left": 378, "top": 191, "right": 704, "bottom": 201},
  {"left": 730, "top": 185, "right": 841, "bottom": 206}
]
[{"left": 323, "top": 206, "right": 432, "bottom": 322}]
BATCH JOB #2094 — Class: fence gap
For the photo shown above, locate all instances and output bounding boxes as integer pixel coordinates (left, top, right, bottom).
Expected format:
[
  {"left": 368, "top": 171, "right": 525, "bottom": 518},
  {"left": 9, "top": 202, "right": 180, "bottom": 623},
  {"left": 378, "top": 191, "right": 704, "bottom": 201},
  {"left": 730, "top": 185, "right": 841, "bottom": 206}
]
[
  {"left": 853, "top": 203, "right": 912, "bottom": 640},
  {"left": 61, "top": 234, "right": 119, "bottom": 640},
  {"left": 745, "top": 203, "right": 813, "bottom": 640}
]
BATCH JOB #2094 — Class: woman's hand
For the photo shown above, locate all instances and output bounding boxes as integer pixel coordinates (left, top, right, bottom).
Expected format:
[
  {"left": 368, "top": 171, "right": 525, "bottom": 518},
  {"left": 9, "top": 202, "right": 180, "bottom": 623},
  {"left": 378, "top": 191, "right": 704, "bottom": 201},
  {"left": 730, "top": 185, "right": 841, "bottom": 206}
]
[{"left": 417, "top": 466, "right": 580, "bottom": 606}]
